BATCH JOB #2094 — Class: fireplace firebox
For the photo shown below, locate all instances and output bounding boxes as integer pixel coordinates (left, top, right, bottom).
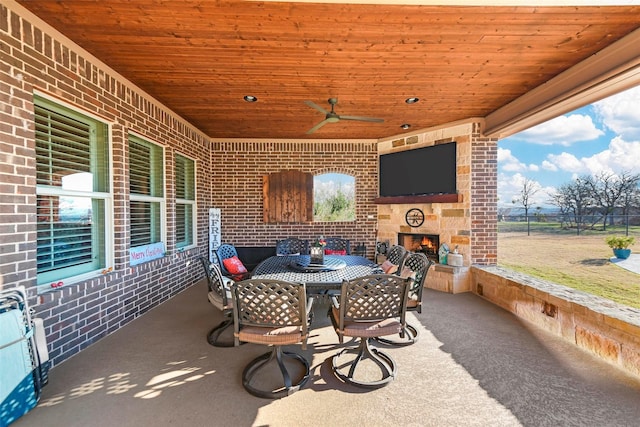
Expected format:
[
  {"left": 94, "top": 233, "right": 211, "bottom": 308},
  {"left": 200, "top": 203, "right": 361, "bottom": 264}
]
[{"left": 398, "top": 233, "right": 440, "bottom": 262}]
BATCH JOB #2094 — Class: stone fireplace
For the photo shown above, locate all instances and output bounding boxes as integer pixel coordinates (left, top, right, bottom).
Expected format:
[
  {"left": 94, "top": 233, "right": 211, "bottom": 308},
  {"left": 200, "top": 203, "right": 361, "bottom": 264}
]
[
  {"left": 398, "top": 233, "right": 439, "bottom": 262},
  {"left": 374, "top": 122, "right": 498, "bottom": 293}
]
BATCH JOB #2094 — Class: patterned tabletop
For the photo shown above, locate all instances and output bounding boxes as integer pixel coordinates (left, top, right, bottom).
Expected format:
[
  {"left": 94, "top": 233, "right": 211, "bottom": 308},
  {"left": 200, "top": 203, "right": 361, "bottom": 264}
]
[{"left": 251, "top": 255, "right": 382, "bottom": 291}]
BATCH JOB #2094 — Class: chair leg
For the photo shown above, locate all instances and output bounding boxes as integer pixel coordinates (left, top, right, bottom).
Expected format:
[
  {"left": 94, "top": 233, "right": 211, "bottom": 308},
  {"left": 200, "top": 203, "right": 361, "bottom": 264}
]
[
  {"left": 242, "top": 346, "right": 310, "bottom": 399},
  {"left": 375, "top": 323, "right": 419, "bottom": 347},
  {"left": 206, "top": 318, "right": 235, "bottom": 347},
  {"left": 332, "top": 337, "right": 397, "bottom": 388}
]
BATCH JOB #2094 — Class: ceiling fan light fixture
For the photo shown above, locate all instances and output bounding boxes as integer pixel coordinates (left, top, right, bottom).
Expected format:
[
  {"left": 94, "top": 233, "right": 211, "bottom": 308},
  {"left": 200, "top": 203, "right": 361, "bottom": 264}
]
[
  {"left": 401, "top": 123, "right": 411, "bottom": 130},
  {"left": 304, "top": 98, "right": 384, "bottom": 134},
  {"left": 243, "top": 95, "right": 258, "bottom": 102},
  {"left": 405, "top": 97, "right": 419, "bottom": 104}
]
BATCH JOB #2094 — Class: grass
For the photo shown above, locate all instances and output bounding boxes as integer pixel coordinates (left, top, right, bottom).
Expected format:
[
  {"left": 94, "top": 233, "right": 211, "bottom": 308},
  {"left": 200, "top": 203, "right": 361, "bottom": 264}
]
[{"left": 498, "top": 232, "right": 640, "bottom": 309}]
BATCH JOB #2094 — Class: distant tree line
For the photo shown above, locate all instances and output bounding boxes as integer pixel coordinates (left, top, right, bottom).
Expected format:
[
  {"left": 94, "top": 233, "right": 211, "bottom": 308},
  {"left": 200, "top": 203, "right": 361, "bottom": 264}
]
[
  {"left": 314, "top": 185, "right": 355, "bottom": 221},
  {"left": 550, "top": 171, "right": 640, "bottom": 229},
  {"left": 507, "top": 171, "right": 640, "bottom": 230}
]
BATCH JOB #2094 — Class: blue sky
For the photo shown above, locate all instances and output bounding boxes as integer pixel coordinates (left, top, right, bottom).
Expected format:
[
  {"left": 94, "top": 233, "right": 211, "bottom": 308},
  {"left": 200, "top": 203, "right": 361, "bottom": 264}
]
[{"left": 498, "top": 85, "right": 640, "bottom": 209}]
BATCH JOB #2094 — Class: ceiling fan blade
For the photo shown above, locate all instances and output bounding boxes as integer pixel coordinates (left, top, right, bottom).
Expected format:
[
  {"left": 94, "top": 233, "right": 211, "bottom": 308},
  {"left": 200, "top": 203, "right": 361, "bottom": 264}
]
[
  {"left": 306, "top": 119, "right": 330, "bottom": 134},
  {"left": 339, "top": 115, "right": 384, "bottom": 123},
  {"left": 304, "top": 100, "right": 329, "bottom": 114}
]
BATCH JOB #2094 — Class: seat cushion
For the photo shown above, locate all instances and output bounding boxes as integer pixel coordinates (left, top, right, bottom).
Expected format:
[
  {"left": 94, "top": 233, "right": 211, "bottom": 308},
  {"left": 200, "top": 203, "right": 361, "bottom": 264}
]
[
  {"left": 380, "top": 260, "right": 398, "bottom": 274},
  {"left": 238, "top": 325, "right": 303, "bottom": 346},
  {"left": 331, "top": 306, "right": 402, "bottom": 338},
  {"left": 399, "top": 266, "right": 416, "bottom": 280},
  {"left": 222, "top": 256, "right": 248, "bottom": 275}
]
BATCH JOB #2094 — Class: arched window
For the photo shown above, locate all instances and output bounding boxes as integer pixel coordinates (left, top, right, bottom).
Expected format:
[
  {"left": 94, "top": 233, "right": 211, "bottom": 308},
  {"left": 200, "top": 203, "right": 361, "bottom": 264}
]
[{"left": 314, "top": 173, "right": 355, "bottom": 222}]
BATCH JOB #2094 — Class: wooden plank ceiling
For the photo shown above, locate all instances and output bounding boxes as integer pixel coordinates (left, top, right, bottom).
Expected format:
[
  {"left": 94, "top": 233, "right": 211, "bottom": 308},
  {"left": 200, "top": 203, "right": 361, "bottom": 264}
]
[{"left": 16, "top": 1, "right": 640, "bottom": 140}]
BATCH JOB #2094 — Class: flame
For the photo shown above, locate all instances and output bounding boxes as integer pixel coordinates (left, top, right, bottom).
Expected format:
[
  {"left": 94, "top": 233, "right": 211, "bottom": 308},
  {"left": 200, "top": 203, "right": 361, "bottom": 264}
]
[{"left": 421, "top": 236, "right": 433, "bottom": 248}]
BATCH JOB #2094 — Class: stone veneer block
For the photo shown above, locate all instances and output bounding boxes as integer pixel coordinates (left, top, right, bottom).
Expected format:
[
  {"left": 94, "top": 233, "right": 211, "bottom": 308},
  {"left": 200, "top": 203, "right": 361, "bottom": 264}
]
[
  {"left": 392, "top": 139, "right": 405, "bottom": 147},
  {"left": 450, "top": 236, "right": 470, "bottom": 245},
  {"left": 442, "top": 209, "right": 465, "bottom": 217},
  {"left": 458, "top": 165, "right": 471, "bottom": 174},
  {"left": 622, "top": 346, "right": 640, "bottom": 377},
  {"left": 576, "top": 325, "right": 621, "bottom": 362},
  {"left": 604, "top": 316, "right": 640, "bottom": 337},
  {"left": 451, "top": 268, "right": 471, "bottom": 293},
  {"left": 406, "top": 136, "right": 419, "bottom": 144},
  {"left": 426, "top": 271, "right": 452, "bottom": 293}
]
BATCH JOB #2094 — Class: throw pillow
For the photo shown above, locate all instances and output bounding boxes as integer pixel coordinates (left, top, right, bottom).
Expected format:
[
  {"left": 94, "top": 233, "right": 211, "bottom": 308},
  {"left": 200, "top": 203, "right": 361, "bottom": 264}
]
[
  {"left": 380, "top": 260, "right": 398, "bottom": 274},
  {"left": 223, "top": 256, "right": 248, "bottom": 275},
  {"left": 324, "top": 249, "right": 347, "bottom": 255}
]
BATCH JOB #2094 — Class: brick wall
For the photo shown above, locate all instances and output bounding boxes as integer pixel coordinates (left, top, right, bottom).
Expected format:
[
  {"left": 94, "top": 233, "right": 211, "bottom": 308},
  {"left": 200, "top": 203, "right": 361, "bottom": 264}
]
[
  {"left": 0, "top": 3, "right": 210, "bottom": 364},
  {"left": 470, "top": 122, "right": 498, "bottom": 265},
  {"left": 209, "top": 140, "right": 378, "bottom": 255}
]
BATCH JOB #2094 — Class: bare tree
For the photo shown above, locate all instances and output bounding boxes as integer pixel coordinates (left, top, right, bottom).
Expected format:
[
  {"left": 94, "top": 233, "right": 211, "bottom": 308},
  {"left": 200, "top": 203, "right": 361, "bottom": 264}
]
[
  {"left": 550, "top": 176, "right": 597, "bottom": 232},
  {"left": 618, "top": 172, "right": 640, "bottom": 217},
  {"left": 586, "top": 171, "right": 640, "bottom": 229},
  {"left": 512, "top": 177, "right": 540, "bottom": 219}
]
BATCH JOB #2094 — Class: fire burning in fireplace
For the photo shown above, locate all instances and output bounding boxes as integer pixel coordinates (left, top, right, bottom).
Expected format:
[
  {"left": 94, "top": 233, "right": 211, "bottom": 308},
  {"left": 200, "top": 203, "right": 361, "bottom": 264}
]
[
  {"left": 421, "top": 236, "right": 435, "bottom": 250},
  {"left": 398, "top": 233, "right": 440, "bottom": 261}
]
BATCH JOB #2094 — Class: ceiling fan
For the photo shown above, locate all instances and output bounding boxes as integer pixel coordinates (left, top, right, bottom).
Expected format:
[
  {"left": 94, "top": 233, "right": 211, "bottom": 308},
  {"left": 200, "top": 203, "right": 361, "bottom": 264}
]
[{"left": 304, "top": 98, "right": 384, "bottom": 134}]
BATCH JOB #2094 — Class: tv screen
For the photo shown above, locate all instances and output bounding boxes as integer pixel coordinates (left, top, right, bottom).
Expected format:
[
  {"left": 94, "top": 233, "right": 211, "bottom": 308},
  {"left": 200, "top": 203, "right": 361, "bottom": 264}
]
[{"left": 379, "top": 142, "right": 456, "bottom": 197}]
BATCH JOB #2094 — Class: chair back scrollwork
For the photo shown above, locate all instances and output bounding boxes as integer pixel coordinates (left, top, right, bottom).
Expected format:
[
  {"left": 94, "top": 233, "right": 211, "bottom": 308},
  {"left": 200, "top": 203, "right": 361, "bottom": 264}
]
[
  {"left": 324, "top": 237, "right": 351, "bottom": 255},
  {"left": 399, "top": 252, "right": 434, "bottom": 314},
  {"left": 276, "top": 238, "right": 309, "bottom": 256},
  {"left": 385, "top": 245, "right": 408, "bottom": 267}
]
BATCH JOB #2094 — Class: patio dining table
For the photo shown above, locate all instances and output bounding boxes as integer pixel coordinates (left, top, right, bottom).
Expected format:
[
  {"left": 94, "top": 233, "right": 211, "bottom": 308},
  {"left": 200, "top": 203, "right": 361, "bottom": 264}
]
[{"left": 251, "top": 254, "right": 382, "bottom": 292}]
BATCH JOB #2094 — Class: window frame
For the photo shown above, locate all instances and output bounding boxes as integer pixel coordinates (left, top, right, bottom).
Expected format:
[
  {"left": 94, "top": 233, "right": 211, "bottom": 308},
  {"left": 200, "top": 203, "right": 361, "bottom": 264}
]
[
  {"left": 128, "top": 134, "right": 166, "bottom": 250},
  {"left": 174, "top": 153, "right": 197, "bottom": 250},
  {"left": 34, "top": 93, "right": 114, "bottom": 289}
]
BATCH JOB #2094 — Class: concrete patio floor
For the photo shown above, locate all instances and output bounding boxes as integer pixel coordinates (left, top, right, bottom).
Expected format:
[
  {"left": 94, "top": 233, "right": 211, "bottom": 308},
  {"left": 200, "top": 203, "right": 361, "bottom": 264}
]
[
  {"left": 12, "top": 280, "right": 640, "bottom": 427},
  {"left": 610, "top": 253, "right": 640, "bottom": 275}
]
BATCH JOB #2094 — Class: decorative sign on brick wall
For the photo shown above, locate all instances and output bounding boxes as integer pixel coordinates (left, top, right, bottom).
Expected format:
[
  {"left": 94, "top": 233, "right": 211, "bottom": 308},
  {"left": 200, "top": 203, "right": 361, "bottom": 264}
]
[
  {"left": 129, "top": 242, "right": 166, "bottom": 266},
  {"left": 209, "top": 208, "right": 222, "bottom": 263}
]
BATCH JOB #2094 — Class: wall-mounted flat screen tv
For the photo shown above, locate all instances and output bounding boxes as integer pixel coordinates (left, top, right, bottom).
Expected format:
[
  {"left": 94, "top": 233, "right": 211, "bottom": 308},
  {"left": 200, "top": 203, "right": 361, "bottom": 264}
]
[{"left": 379, "top": 142, "right": 457, "bottom": 197}]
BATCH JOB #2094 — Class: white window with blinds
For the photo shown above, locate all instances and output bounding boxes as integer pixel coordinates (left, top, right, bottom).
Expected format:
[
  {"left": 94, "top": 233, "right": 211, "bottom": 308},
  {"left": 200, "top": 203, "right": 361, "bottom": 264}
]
[
  {"left": 175, "top": 153, "right": 196, "bottom": 249},
  {"left": 34, "top": 95, "right": 112, "bottom": 288},
  {"left": 129, "top": 135, "right": 165, "bottom": 249}
]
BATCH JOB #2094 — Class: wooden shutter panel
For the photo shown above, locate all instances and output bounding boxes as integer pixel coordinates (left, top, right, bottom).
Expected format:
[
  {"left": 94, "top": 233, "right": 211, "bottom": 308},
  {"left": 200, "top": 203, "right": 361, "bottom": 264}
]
[{"left": 263, "top": 170, "right": 313, "bottom": 223}]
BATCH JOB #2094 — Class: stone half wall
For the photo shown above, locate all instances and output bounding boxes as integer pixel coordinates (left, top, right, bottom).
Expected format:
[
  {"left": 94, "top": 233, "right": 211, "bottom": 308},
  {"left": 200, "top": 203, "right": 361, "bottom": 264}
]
[
  {"left": 376, "top": 121, "right": 498, "bottom": 293},
  {"left": 473, "top": 266, "right": 640, "bottom": 379}
]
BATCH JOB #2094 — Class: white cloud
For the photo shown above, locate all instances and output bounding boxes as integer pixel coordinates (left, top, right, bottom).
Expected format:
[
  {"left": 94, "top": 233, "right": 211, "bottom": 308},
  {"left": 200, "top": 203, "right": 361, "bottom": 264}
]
[
  {"left": 581, "top": 136, "right": 640, "bottom": 176},
  {"left": 497, "top": 148, "right": 544, "bottom": 174},
  {"left": 542, "top": 137, "right": 640, "bottom": 177},
  {"left": 509, "top": 114, "right": 603, "bottom": 146},
  {"left": 546, "top": 152, "right": 584, "bottom": 173},
  {"left": 593, "top": 86, "right": 640, "bottom": 140},
  {"left": 541, "top": 160, "right": 557, "bottom": 171}
]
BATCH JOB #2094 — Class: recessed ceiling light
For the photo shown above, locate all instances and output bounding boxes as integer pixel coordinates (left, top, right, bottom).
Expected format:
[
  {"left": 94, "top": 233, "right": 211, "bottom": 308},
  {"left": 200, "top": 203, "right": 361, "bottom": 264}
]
[
  {"left": 400, "top": 124, "right": 411, "bottom": 130},
  {"left": 405, "top": 97, "right": 419, "bottom": 104},
  {"left": 244, "top": 95, "right": 258, "bottom": 102}
]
